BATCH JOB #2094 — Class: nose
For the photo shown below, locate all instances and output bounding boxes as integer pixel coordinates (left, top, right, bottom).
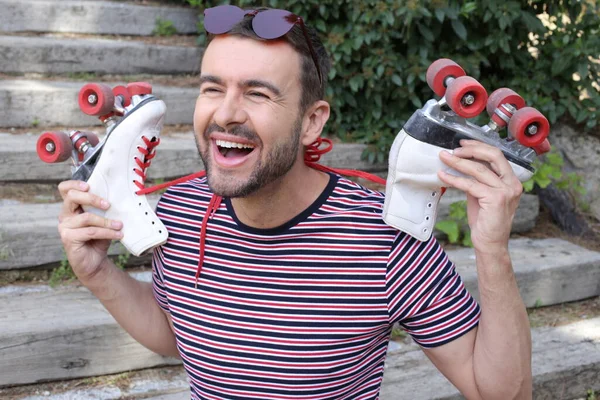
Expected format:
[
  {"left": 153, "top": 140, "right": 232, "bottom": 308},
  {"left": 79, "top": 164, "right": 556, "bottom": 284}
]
[{"left": 213, "top": 91, "right": 248, "bottom": 129}]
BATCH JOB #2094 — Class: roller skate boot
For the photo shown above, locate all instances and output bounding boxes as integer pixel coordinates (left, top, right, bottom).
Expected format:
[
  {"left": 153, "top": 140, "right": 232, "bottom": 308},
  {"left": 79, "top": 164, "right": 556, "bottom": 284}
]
[
  {"left": 383, "top": 58, "right": 551, "bottom": 241},
  {"left": 36, "top": 82, "right": 168, "bottom": 256}
]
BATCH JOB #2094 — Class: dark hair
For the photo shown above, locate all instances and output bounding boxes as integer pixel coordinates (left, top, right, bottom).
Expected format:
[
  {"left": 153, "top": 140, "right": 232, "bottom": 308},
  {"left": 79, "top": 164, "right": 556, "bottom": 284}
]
[{"left": 204, "top": 8, "right": 331, "bottom": 115}]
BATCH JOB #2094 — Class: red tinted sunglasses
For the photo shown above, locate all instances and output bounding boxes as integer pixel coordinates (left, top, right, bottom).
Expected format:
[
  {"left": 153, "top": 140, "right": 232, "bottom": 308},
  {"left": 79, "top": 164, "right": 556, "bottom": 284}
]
[{"left": 203, "top": 5, "right": 323, "bottom": 87}]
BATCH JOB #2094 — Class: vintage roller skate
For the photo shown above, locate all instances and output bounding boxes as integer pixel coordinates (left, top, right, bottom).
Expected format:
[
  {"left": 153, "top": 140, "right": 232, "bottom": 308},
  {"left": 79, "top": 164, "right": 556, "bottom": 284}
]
[
  {"left": 383, "top": 58, "right": 551, "bottom": 241},
  {"left": 36, "top": 82, "right": 168, "bottom": 256}
]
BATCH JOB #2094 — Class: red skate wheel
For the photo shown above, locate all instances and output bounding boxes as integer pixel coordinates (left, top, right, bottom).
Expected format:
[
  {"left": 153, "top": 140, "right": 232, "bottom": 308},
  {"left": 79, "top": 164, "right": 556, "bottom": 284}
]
[
  {"left": 445, "top": 76, "right": 488, "bottom": 118},
  {"left": 426, "top": 59, "right": 466, "bottom": 97},
  {"left": 112, "top": 85, "right": 132, "bottom": 107},
  {"left": 127, "top": 82, "right": 153, "bottom": 96},
  {"left": 85, "top": 131, "right": 100, "bottom": 147},
  {"left": 508, "top": 107, "right": 550, "bottom": 148},
  {"left": 36, "top": 132, "right": 73, "bottom": 163},
  {"left": 71, "top": 131, "right": 100, "bottom": 150},
  {"left": 532, "top": 138, "right": 551, "bottom": 155},
  {"left": 486, "top": 88, "right": 526, "bottom": 127},
  {"left": 78, "top": 83, "right": 115, "bottom": 116}
]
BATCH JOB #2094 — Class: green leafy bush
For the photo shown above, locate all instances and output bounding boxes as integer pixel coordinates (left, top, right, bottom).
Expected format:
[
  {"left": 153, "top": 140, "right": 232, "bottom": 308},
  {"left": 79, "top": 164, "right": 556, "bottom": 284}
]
[
  {"left": 186, "top": 1, "right": 599, "bottom": 160},
  {"left": 435, "top": 200, "right": 473, "bottom": 247},
  {"left": 522, "top": 147, "right": 586, "bottom": 194},
  {"left": 153, "top": 17, "right": 178, "bottom": 36}
]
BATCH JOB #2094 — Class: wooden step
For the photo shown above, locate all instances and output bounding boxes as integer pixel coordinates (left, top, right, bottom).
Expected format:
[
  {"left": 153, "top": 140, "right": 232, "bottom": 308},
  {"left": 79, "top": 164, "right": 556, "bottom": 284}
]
[
  {"left": 1, "top": 278, "right": 598, "bottom": 398},
  {"left": 0, "top": 35, "right": 201, "bottom": 75},
  {"left": 0, "top": 193, "right": 537, "bottom": 271},
  {"left": 380, "top": 316, "right": 600, "bottom": 399},
  {"left": 0, "top": 133, "right": 385, "bottom": 183},
  {"left": 0, "top": 0, "right": 198, "bottom": 36},
  {"left": 0, "top": 80, "right": 199, "bottom": 127}
]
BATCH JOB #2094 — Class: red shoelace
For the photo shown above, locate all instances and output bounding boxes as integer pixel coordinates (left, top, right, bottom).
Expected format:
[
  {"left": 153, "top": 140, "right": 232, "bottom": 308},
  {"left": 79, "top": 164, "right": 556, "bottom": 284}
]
[
  {"left": 137, "top": 138, "right": 387, "bottom": 288},
  {"left": 133, "top": 136, "right": 161, "bottom": 194}
]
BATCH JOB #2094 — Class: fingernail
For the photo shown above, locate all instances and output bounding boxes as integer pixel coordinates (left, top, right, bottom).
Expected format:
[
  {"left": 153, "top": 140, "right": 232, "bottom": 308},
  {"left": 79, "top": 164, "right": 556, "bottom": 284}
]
[
  {"left": 115, "top": 231, "right": 123, "bottom": 238},
  {"left": 79, "top": 181, "right": 88, "bottom": 189},
  {"left": 101, "top": 200, "right": 110, "bottom": 209},
  {"left": 111, "top": 220, "right": 122, "bottom": 228}
]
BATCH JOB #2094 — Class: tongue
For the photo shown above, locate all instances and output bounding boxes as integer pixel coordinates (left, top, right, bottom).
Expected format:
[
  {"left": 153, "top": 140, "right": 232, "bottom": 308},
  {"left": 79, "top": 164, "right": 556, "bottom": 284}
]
[{"left": 225, "top": 148, "right": 250, "bottom": 158}]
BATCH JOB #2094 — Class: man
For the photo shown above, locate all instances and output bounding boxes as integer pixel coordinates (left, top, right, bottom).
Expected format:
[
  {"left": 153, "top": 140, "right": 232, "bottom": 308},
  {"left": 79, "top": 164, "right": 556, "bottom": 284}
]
[{"left": 57, "top": 5, "right": 532, "bottom": 399}]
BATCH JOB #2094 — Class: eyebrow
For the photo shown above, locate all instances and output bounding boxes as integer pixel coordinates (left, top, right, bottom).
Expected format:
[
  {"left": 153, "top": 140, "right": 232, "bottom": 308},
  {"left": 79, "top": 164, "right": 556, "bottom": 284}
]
[{"left": 199, "top": 75, "right": 282, "bottom": 97}]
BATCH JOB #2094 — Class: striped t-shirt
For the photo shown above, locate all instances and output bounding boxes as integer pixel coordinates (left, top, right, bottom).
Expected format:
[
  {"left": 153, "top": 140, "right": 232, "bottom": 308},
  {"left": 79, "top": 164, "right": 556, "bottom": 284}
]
[{"left": 152, "top": 173, "right": 480, "bottom": 400}]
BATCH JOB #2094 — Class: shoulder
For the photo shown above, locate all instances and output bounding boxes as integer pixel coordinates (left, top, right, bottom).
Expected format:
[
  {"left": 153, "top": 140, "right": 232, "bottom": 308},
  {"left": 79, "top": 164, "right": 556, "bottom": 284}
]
[
  {"left": 156, "top": 176, "right": 213, "bottom": 212},
  {"left": 330, "top": 175, "right": 386, "bottom": 209}
]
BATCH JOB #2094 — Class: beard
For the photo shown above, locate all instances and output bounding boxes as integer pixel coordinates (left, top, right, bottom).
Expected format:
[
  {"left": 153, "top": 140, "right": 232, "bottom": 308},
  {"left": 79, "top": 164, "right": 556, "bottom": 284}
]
[{"left": 196, "top": 117, "right": 302, "bottom": 198}]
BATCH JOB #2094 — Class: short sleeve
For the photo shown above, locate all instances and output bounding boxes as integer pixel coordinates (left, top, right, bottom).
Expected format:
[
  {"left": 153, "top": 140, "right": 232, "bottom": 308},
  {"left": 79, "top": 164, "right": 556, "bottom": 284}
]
[
  {"left": 386, "top": 232, "right": 480, "bottom": 348},
  {"left": 152, "top": 245, "right": 170, "bottom": 313}
]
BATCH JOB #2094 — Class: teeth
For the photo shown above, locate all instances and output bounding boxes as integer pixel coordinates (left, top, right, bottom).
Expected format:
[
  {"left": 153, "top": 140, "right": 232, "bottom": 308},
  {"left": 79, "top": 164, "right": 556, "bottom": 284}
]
[{"left": 216, "top": 140, "right": 255, "bottom": 149}]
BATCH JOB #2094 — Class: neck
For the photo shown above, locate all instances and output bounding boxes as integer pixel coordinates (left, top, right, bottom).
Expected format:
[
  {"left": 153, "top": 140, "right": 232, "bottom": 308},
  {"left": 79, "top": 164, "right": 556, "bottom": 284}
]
[{"left": 230, "top": 161, "right": 330, "bottom": 229}]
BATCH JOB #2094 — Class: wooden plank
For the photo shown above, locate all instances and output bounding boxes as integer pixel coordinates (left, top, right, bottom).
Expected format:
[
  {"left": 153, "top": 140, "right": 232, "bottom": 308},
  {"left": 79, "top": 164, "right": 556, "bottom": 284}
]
[
  {"left": 0, "top": 287, "right": 180, "bottom": 387},
  {"left": 0, "top": 194, "right": 538, "bottom": 271},
  {"left": 0, "top": 199, "right": 158, "bottom": 270},
  {"left": 451, "top": 237, "right": 600, "bottom": 308},
  {"left": 0, "top": 133, "right": 386, "bottom": 182},
  {"left": 380, "top": 317, "right": 600, "bottom": 400}
]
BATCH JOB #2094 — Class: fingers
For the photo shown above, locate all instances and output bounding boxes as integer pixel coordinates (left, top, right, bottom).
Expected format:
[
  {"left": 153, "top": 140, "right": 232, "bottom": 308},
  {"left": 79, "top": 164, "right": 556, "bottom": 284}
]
[
  {"left": 58, "top": 180, "right": 110, "bottom": 220},
  {"left": 439, "top": 150, "right": 504, "bottom": 189},
  {"left": 453, "top": 140, "right": 519, "bottom": 185},
  {"left": 438, "top": 168, "right": 489, "bottom": 198},
  {"left": 59, "top": 212, "right": 123, "bottom": 243}
]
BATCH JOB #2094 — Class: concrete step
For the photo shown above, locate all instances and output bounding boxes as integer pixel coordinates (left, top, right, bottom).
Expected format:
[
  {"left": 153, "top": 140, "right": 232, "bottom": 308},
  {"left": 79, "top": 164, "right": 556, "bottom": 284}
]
[
  {"left": 0, "top": 0, "right": 199, "bottom": 36},
  {"left": 0, "top": 272, "right": 182, "bottom": 388},
  {"left": 0, "top": 80, "right": 198, "bottom": 127},
  {"left": 1, "top": 279, "right": 598, "bottom": 398},
  {"left": 1, "top": 132, "right": 386, "bottom": 183},
  {"left": 0, "top": 188, "right": 537, "bottom": 270},
  {"left": 380, "top": 316, "right": 600, "bottom": 400},
  {"left": 0, "top": 35, "right": 201, "bottom": 75}
]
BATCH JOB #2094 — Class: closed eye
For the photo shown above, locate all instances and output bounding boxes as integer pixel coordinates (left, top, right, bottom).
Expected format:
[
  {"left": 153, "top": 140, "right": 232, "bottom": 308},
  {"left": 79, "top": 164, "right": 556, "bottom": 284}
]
[{"left": 249, "top": 92, "right": 269, "bottom": 99}]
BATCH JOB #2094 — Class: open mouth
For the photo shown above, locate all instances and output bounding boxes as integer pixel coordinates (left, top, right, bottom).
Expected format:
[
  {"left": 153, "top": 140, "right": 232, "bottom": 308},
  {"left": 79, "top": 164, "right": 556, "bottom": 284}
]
[{"left": 215, "top": 139, "right": 255, "bottom": 158}]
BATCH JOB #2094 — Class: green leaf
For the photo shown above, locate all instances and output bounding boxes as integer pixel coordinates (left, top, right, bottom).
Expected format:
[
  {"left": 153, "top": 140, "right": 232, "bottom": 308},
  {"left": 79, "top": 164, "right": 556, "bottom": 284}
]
[
  {"left": 451, "top": 19, "right": 467, "bottom": 41},
  {"left": 434, "top": 8, "right": 445, "bottom": 23},
  {"left": 417, "top": 24, "right": 435, "bottom": 42},
  {"left": 522, "top": 179, "right": 535, "bottom": 192},
  {"left": 435, "top": 220, "right": 460, "bottom": 243},
  {"left": 391, "top": 74, "right": 403, "bottom": 86}
]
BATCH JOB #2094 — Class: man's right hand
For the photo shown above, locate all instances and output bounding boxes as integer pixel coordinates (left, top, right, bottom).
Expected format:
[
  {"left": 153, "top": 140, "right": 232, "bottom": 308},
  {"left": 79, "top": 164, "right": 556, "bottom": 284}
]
[{"left": 57, "top": 180, "right": 124, "bottom": 283}]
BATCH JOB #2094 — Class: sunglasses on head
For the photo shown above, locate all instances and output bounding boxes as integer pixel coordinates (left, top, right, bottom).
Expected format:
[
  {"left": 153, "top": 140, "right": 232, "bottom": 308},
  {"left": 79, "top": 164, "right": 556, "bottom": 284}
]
[{"left": 203, "top": 5, "right": 323, "bottom": 87}]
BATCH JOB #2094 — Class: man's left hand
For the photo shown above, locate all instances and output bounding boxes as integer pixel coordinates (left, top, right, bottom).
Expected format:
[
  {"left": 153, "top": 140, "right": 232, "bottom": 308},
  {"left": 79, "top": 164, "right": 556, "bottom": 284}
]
[{"left": 438, "top": 139, "right": 524, "bottom": 253}]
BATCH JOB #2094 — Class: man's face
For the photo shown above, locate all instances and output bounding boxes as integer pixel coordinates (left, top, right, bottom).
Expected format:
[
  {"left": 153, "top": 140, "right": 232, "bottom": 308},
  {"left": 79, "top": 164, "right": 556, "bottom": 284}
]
[{"left": 194, "top": 35, "right": 305, "bottom": 197}]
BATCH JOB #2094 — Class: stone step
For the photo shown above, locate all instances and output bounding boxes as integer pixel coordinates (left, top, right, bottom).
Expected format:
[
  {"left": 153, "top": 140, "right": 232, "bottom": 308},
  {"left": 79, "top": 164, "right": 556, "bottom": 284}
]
[
  {"left": 0, "top": 272, "right": 182, "bottom": 388},
  {"left": 0, "top": 35, "right": 201, "bottom": 75},
  {"left": 0, "top": 0, "right": 199, "bottom": 36},
  {"left": 0, "top": 190, "right": 537, "bottom": 270},
  {"left": 1, "top": 132, "right": 385, "bottom": 183},
  {"left": 1, "top": 275, "right": 598, "bottom": 397},
  {"left": 0, "top": 79, "right": 198, "bottom": 127},
  {"left": 380, "top": 316, "right": 600, "bottom": 400}
]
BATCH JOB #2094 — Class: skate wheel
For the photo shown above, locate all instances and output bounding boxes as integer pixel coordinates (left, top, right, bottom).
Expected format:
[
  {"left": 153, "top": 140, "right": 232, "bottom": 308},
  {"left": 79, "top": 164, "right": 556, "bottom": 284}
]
[
  {"left": 112, "top": 85, "right": 132, "bottom": 107},
  {"left": 508, "top": 107, "right": 550, "bottom": 147},
  {"left": 127, "top": 82, "right": 152, "bottom": 96},
  {"left": 36, "top": 132, "right": 73, "bottom": 163},
  {"left": 445, "top": 76, "right": 488, "bottom": 118},
  {"left": 72, "top": 131, "right": 100, "bottom": 149},
  {"left": 532, "top": 138, "right": 551, "bottom": 155},
  {"left": 486, "top": 88, "right": 526, "bottom": 127},
  {"left": 426, "top": 59, "right": 466, "bottom": 97},
  {"left": 78, "top": 83, "right": 115, "bottom": 116}
]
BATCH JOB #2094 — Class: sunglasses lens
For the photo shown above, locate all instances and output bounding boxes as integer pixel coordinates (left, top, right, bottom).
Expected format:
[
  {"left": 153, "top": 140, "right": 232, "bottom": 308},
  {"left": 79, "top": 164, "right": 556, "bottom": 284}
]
[
  {"left": 204, "top": 5, "right": 245, "bottom": 34},
  {"left": 253, "top": 9, "right": 296, "bottom": 39}
]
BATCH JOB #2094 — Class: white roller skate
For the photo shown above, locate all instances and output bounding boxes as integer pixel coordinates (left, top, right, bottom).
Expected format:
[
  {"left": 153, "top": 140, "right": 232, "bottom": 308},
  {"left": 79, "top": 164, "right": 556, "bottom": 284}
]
[
  {"left": 36, "top": 82, "right": 168, "bottom": 256},
  {"left": 383, "top": 58, "right": 551, "bottom": 241}
]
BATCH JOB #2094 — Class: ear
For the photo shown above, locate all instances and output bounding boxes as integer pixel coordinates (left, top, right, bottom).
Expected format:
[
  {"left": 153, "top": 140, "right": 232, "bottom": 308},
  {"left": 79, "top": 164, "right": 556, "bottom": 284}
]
[{"left": 300, "top": 100, "right": 330, "bottom": 146}]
